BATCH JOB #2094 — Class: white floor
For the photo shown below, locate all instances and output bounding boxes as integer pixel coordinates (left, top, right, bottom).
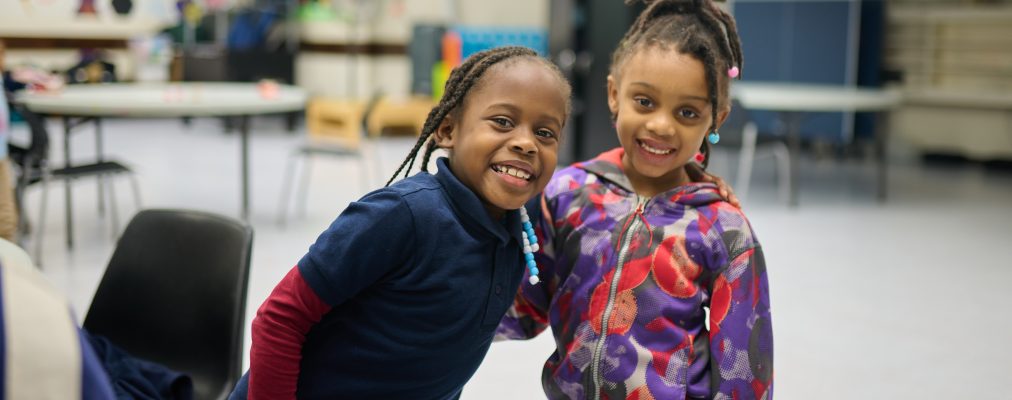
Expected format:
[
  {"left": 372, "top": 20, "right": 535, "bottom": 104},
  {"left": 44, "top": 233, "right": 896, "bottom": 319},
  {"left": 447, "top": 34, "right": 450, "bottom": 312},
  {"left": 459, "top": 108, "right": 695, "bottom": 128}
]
[{"left": 14, "top": 117, "right": 1012, "bottom": 399}]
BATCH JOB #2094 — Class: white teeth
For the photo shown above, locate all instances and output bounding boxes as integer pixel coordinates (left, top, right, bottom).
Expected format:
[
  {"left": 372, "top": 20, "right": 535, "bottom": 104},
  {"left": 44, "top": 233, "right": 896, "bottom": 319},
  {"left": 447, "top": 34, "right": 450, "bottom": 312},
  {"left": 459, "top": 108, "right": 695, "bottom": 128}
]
[
  {"left": 640, "top": 141, "right": 673, "bottom": 155},
  {"left": 493, "top": 165, "right": 532, "bottom": 180}
]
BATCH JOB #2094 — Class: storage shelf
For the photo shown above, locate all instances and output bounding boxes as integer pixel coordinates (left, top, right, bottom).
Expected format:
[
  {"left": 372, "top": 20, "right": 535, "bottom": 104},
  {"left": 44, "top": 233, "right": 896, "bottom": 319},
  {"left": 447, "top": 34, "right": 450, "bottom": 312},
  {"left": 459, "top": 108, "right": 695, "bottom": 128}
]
[{"left": 888, "top": 2, "right": 1012, "bottom": 161}]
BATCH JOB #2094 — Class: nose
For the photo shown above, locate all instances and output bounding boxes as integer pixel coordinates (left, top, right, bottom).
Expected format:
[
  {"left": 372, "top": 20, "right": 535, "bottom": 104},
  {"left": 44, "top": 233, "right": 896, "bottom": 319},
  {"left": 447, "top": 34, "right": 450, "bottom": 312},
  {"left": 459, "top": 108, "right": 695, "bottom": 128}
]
[
  {"left": 645, "top": 114, "right": 676, "bottom": 137},
  {"left": 510, "top": 128, "right": 538, "bottom": 155}
]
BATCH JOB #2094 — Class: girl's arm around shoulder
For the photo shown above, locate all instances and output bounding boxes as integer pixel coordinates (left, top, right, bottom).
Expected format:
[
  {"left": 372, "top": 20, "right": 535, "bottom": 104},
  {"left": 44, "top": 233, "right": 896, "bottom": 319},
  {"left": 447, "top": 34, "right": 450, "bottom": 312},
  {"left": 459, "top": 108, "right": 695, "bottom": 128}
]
[
  {"left": 496, "top": 194, "right": 558, "bottom": 341},
  {"left": 496, "top": 166, "right": 589, "bottom": 341},
  {"left": 706, "top": 205, "right": 773, "bottom": 399}
]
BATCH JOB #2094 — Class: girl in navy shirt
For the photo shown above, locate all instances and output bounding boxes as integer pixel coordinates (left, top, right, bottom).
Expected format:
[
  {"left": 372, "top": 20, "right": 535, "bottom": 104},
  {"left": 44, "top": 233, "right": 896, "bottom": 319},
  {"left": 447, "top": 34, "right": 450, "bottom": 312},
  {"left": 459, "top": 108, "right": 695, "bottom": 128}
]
[{"left": 229, "top": 46, "right": 572, "bottom": 400}]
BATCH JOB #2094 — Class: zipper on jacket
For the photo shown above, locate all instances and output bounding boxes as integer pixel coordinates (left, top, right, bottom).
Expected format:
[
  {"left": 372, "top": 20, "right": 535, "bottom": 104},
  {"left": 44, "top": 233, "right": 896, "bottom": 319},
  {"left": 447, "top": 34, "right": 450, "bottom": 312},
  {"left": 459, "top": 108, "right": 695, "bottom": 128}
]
[{"left": 590, "top": 196, "right": 647, "bottom": 400}]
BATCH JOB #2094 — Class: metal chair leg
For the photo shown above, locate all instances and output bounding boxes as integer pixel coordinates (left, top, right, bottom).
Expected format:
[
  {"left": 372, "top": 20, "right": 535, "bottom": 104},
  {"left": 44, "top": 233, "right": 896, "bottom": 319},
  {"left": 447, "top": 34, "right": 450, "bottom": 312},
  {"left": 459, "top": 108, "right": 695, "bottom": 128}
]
[
  {"left": 34, "top": 170, "right": 52, "bottom": 266},
  {"left": 105, "top": 175, "right": 120, "bottom": 239},
  {"left": 368, "top": 137, "right": 383, "bottom": 188},
  {"left": 15, "top": 156, "right": 34, "bottom": 244},
  {"left": 96, "top": 118, "right": 106, "bottom": 217},
  {"left": 296, "top": 155, "right": 314, "bottom": 219},
  {"left": 735, "top": 122, "right": 758, "bottom": 204},
  {"left": 772, "top": 143, "right": 792, "bottom": 204},
  {"left": 62, "top": 118, "right": 74, "bottom": 249},
  {"left": 14, "top": 184, "right": 28, "bottom": 244},
  {"left": 276, "top": 151, "right": 300, "bottom": 227},
  {"left": 97, "top": 175, "right": 106, "bottom": 217},
  {"left": 358, "top": 155, "right": 370, "bottom": 194},
  {"left": 128, "top": 173, "right": 142, "bottom": 210}
]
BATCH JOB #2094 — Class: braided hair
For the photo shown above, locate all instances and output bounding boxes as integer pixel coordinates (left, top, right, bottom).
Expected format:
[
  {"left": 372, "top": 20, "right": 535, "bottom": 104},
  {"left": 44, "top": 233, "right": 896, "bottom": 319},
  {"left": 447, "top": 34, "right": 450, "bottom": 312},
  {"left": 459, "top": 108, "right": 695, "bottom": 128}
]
[
  {"left": 386, "top": 46, "right": 571, "bottom": 186},
  {"left": 611, "top": 0, "right": 744, "bottom": 168}
]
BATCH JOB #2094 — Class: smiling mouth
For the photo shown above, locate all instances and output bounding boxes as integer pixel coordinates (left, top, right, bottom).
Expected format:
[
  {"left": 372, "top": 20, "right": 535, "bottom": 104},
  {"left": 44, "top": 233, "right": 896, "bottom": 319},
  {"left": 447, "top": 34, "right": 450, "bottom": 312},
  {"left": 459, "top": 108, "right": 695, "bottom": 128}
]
[
  {"left": 491, "top": 164, "right": 534, "bottom": 181},
  {"left": 638, "top": 139, "right": 675, "bottom": 155}
]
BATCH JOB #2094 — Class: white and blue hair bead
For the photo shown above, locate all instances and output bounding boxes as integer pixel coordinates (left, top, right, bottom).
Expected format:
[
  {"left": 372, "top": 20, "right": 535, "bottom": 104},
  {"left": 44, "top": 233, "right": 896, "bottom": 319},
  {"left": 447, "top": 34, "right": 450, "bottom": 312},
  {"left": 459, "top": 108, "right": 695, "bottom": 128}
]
[{"left": 519, "top": 207, "right": 540, "bottom": 285}]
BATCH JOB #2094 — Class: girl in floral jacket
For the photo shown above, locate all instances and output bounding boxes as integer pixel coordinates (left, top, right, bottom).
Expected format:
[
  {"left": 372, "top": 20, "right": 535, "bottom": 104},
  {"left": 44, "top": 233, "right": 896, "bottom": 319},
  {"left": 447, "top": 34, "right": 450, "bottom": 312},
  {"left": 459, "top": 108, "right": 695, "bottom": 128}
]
[{"left": 496, "top": 1, "right": 772, "bottom": 399}]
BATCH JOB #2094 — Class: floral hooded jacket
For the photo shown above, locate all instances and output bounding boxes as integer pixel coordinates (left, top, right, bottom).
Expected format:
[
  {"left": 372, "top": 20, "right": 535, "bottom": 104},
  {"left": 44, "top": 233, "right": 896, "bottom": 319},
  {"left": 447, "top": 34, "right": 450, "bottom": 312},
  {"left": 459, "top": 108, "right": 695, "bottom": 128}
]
[{"left": 496, "top": 148, "right": 773, "bottom": 400}]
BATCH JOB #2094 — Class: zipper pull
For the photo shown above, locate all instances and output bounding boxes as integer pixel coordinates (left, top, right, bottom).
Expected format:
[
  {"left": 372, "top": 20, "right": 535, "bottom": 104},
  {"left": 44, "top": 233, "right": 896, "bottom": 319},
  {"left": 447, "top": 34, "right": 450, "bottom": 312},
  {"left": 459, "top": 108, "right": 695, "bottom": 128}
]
[{"left": 635, "top": 197, "right": 646, "bottom": 214}]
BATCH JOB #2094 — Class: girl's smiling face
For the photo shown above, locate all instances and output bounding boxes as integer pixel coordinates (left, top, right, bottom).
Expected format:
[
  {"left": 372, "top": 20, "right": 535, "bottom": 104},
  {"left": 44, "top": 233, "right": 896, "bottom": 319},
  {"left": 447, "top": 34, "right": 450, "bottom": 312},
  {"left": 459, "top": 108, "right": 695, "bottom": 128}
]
[
  {"left": 435, "top": 59, "right": 568, "bottom": 218},
  {"left": 608, "top": 48, "right": 728, "bottom": 197}
]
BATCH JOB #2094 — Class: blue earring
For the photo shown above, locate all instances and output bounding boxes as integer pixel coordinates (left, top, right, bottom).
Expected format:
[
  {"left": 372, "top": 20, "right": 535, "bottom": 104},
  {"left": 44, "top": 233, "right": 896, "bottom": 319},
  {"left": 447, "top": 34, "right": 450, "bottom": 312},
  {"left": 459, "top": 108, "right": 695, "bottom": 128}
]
[
  {"left": 708, "top": 131, "right": 720, "bottom": 144},
  {"left": 519, "top": 207, "right": 540, "bottom": 285}
]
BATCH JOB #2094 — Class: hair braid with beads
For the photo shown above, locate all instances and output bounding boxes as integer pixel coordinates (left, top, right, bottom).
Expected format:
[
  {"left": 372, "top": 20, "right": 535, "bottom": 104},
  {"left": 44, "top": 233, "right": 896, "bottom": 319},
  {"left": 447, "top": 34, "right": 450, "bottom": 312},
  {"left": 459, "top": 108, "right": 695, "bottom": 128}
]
[
  {"left": 386, "top": 46, "right": 571, "bottom": 186},
  {"left": 611, "top": 0, "right": 744, "bottom": 169}
]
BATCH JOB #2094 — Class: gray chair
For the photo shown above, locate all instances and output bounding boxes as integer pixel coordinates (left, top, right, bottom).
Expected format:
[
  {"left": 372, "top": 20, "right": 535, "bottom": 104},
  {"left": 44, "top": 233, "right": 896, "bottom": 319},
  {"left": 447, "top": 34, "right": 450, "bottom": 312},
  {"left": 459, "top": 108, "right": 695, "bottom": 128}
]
[
  {"left": 718, "top": 99, "right": 791, "bottom": 204},
  {"left": 277, "top": 93, "right": 383, "bottom": 225}
]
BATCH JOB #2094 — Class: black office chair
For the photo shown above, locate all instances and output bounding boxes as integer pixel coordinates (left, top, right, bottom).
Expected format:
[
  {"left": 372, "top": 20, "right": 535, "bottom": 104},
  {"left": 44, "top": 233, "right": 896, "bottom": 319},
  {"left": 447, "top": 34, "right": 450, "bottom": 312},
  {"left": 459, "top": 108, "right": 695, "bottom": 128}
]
[
  {"left": 83, "top": 209, "right": 254, "bottom": 400},
  {"left": 6, "top": 101, "right": 50, "bottom": 245},
  {"left": 716, "top": 99, "right": 791, "bottom": 204},
  {"left": 6, "top": 100, "right": 141, "bottom": 261}
]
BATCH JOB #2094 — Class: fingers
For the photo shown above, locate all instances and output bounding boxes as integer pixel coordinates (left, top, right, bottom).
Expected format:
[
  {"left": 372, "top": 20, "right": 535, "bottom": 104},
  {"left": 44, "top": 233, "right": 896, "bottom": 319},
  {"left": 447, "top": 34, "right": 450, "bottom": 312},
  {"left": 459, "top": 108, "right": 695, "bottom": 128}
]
[
  {"left": 728, "top": 192, "right": 741, "bottom": 208},
  {"left": 712, "top": 177, "right": 741, "bottom": 208},
  {"left": 683, "top": 166, "right": 740, "bottom": 207}
]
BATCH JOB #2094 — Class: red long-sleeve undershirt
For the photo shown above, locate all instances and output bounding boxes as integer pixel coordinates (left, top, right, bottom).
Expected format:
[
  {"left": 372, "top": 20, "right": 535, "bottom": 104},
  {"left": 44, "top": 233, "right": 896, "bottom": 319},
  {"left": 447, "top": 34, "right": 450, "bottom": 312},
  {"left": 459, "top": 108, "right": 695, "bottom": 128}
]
[{"left": 248, "top": 266, "right": 332, "bottom": 400}]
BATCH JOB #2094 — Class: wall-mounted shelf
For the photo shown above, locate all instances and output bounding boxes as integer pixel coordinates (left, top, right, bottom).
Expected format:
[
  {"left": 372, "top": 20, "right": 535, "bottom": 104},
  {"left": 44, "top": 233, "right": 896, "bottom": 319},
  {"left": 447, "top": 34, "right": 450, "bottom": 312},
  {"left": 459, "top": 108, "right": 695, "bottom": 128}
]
[{"left": 886, "top": 3, "right": 1012, "bottom": 160}]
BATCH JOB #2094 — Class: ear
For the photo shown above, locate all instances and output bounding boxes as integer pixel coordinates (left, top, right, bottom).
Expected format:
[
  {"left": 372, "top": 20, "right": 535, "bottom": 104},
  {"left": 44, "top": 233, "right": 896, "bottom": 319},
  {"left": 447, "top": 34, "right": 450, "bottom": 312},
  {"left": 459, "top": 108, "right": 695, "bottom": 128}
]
[
  {"left": 714, "top": 104, "right": 732, "bottom": 131},
  {"left": 432, "top": 114, "right": 456, "bottom": 150},
  {"left": 607, "top": 75, "right": 619, "bottom": 116}
]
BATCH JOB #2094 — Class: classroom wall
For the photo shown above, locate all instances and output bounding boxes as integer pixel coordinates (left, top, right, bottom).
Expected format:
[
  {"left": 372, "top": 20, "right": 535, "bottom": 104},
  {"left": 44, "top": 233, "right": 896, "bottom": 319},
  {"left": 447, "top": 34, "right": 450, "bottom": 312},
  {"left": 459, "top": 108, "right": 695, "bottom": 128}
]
[
  {"left": 297, "top": 0, "right": 550, "bottom": 99},
  {"left": 0, "top": 0, "right": 172, "bottom": 79},
  {"left": 0, "top": 0, "right": 173, "bottom": 30},
  {"left": 2, "top": 0, "right": 549, "bottom": 99}
]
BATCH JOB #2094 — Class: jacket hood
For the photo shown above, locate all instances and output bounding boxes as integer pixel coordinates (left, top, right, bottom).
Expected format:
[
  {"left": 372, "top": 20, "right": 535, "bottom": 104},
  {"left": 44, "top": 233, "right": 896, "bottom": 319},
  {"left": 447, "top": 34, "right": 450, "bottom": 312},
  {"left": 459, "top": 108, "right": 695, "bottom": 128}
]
[{"left": 574, "top": 147, "right": 725, "bottom": 207}]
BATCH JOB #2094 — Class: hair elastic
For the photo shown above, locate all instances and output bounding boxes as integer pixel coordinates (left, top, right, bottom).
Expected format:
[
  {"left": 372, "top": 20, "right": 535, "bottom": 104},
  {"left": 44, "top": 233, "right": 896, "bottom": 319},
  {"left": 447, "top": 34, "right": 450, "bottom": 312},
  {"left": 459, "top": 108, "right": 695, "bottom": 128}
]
[
  {"left": 519, "top": 206, "right": 540, "bottom": 285},
  {"left": 708, "top": 131, "right": 720, "bottom": 144},
  {"left": 728, "top": 66, "right": 740, "bottom": 78}
]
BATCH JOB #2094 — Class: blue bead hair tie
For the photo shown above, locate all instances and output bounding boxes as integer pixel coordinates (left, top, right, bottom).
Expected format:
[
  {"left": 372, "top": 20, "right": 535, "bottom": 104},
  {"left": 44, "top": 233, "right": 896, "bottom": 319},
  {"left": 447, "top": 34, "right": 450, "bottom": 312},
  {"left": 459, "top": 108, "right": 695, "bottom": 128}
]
[
  {"left": 708, "top": 131, "right": 720, "bottom": 144},
  {"left": 519, "top": 206, "right": 540, "bottom": 285}
]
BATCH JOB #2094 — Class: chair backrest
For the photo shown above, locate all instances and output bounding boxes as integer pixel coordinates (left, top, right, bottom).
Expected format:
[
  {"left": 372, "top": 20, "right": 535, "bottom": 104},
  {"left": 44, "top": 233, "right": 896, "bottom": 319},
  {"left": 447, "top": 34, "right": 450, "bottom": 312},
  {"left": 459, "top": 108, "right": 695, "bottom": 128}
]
[
  {"left": 304, "top": 91, "right": 384, "bottom": 147},
  {"left": 305, "top": 99, "right": 367, "bottom": 146},
  {"left": 6, "top": 101, "right": 49, "bottom": 167},
  {"left": 83, "top": 209, "right": 253, "bottom": 400},
  {"left": 365, "top": 95, "right": 435, "bottom": 137}
]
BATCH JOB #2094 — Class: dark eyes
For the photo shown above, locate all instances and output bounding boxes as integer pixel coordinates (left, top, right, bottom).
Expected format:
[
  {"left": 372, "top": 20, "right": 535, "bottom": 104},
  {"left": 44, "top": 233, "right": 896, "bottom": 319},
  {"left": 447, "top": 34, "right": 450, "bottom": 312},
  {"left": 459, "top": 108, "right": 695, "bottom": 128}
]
[
  {"left": 491, "top": 117, "right": 557, "bottom": 140},
  {"left": 633, "top": 96, "right": 701, "bottom": 120},
  {"left": 536, "top": 128, "right": 557, "bottom": 139},
  {"left": 679, "top": 109, "right": 700, "bottom": 119},
  {"left": 492, "top": 117, "right": 514, "bottom": 129}
]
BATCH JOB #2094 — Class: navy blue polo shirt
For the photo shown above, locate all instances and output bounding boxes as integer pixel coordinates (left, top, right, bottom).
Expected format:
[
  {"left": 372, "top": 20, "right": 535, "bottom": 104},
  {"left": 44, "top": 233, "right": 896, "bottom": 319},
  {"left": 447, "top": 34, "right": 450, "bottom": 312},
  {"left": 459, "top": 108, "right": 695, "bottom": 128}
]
[{"left": 294, "top": 157, "right": 526, "bottom": 399}]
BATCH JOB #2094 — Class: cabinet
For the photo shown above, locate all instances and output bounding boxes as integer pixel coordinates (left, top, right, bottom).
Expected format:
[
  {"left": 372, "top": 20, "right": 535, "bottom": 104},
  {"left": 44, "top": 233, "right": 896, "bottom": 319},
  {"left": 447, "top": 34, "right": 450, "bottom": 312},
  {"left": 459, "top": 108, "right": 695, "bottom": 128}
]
[{"left": 886, "top": 4, "right": 1012, "bottom": 160}]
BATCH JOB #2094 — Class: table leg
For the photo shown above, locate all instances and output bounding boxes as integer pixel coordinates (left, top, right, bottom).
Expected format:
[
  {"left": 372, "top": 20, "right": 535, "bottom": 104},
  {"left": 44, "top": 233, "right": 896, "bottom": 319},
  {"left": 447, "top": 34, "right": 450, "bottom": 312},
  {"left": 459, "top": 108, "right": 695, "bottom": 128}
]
[
  {"left": 62, "top": 116, "right": 74, "bottom": 249},
  {"left": 239, "top": 115, "right": 250, "bottom": 221},
  {"left": 875, "top": 111, "right": 889, "bottom": 202},
  {"left": 95, "top": 117, "right": 106, "bottom": 215},
  {"left": 782, "top": 112, "right": 802, "bottom": 207}
]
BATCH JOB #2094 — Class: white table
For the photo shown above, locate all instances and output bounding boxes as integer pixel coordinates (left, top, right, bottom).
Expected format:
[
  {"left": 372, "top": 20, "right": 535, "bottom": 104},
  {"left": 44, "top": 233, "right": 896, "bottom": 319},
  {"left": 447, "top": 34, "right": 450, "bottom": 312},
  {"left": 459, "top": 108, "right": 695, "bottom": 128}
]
[
  {"left": 16, "top": 83, "right": 307, "bottom": 245},
  {"left": 732, "top": 82, "right": 902, "bottom": 205}
]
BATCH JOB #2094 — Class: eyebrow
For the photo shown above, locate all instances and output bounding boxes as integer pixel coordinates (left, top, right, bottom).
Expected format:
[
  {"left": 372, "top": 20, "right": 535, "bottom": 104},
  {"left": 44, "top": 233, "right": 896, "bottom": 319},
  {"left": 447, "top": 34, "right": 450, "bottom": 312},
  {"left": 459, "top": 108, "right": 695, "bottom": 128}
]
[
  {"left": 487, "top": 103, "right": 564, "bottom": 127},
  {"left": 628, "top": 81, "right": 709, "bottom": 103}
]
